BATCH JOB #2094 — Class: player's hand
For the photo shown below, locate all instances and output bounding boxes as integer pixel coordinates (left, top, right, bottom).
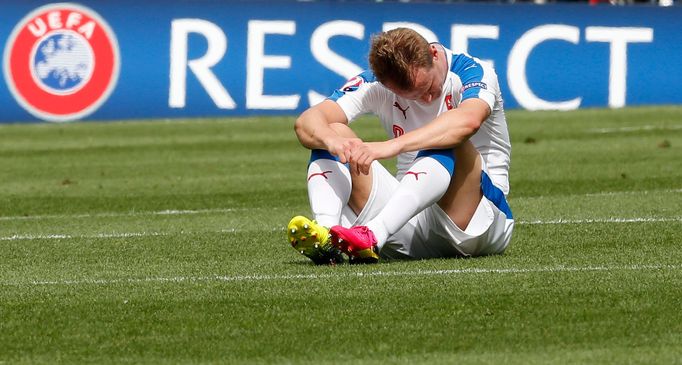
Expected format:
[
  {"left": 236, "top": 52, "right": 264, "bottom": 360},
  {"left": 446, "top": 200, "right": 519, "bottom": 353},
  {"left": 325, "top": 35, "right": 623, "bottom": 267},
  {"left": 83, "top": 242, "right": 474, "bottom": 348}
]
[
  {"left": 324, "top": 135, "right": 363, "bottom": 164},
  {"left": 350, "top": 140, "right": 401, "bottom": 175}
]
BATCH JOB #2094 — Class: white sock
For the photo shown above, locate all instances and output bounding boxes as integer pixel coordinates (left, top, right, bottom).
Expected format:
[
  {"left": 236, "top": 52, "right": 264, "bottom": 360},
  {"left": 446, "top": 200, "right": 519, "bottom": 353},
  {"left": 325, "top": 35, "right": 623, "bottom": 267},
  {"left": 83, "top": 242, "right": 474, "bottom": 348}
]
[
  {"left": 367, "top": 156, "right": 452, "bottom": 248},
  {"left": 307, "top": 158, "right": 351, "bottom": 228}
]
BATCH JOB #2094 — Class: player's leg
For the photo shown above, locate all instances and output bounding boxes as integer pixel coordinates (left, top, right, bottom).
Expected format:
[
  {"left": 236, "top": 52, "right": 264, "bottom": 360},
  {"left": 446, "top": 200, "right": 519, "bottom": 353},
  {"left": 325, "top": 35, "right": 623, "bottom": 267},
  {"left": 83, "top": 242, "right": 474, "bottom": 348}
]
[
  {"left": 324, "top": 123, "right": 380, "bottom": 262},
  {"left": 330, "top": 140, "right": 513, "bottom": 260},
  {"left": 437, "top": 140, "right": 483, "bottom": 230},
  {"left": 288, "top": 123, "right": 374, "bottom": 264},
  {"left": 414, "top": 140, "right": 512, "bottom": 258},
  {"left": 307, "top": 122, "right": 375, "bottom": 220},
  {"left": 328, "top": 123, "right": 374, "bottom": 217},
  {"left": 306, "top": 148, "right": 351, "bottom": 228},
  {"left": 330, "top": 148, "right": 454, "bottom": 260}
]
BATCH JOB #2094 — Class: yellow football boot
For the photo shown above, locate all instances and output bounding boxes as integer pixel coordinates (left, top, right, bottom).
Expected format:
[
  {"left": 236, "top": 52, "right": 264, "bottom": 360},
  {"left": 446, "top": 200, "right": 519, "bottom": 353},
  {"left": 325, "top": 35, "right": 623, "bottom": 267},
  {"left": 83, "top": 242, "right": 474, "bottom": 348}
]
[{"left": 287, "top": 216, "right": 345, "bottom": 265}]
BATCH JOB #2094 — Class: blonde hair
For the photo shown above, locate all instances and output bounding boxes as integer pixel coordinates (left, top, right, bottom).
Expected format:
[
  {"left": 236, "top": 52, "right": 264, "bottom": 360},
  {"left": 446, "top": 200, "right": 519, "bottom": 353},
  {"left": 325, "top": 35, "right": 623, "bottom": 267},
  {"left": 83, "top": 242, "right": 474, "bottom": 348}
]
[{"left": 368, "top": 28, "right": 433, "bottom": 90}]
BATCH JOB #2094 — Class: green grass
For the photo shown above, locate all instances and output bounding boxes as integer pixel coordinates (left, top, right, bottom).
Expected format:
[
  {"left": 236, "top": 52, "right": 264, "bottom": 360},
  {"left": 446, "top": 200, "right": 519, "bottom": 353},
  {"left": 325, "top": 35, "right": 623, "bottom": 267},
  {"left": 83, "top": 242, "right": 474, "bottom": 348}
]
[{"left": 0, "top": 106, "right": 681, "bottom": 364}]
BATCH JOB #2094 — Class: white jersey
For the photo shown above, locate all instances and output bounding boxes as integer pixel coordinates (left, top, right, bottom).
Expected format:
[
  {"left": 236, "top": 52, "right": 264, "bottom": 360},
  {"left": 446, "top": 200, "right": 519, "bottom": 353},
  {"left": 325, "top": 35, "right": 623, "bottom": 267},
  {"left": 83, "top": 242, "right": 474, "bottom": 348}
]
[{"left": 329, "top": 46, "right": 512, "bottom": 195}]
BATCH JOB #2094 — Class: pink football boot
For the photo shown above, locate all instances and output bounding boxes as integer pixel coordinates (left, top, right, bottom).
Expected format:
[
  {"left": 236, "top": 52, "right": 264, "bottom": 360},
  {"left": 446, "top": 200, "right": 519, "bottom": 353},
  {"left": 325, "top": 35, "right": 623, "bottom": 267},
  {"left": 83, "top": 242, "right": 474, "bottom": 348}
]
[{"left": 329, "top": 225, "right": 379, "bottom": 263}]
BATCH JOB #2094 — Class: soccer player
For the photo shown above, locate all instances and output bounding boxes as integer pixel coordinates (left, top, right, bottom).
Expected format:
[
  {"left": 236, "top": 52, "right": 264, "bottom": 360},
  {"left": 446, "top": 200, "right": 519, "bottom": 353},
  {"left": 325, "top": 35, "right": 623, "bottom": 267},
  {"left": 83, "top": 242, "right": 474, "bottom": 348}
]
[{"left": 287, "top": 28, "right": 513, "bottom": 264}]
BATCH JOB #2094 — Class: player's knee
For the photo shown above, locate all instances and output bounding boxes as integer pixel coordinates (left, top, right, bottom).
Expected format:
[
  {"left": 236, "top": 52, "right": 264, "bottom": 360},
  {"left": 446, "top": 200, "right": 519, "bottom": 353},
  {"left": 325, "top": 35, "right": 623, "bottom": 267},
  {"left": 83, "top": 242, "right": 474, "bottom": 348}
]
[
  {"left": 415, "top": 149, "right": 455, "bottom": 176},
  {"left": 309, "top": 149, "right": 339, "bottom": 164}
]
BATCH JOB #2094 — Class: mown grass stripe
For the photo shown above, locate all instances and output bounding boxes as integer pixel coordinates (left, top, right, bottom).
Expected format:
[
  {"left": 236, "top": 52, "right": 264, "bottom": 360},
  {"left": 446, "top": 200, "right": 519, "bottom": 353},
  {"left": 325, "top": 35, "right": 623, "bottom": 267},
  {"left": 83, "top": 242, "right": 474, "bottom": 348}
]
[
  {"left": 1, "top": 187, "right": 680, "bottom": 222},
  {"left": 587, "top": 124, "right": 682, "bottom": 134}
]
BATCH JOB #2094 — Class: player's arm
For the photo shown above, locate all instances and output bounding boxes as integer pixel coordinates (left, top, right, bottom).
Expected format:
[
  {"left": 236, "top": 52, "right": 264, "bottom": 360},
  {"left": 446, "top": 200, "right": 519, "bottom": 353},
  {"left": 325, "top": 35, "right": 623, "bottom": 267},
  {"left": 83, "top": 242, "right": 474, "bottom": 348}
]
[
  {"left": 393, "top": 98, "right": 490, "bottom": 152},
  {"left": 350, "top": 98, "right": 489, "bottom": 174},
  {"left": 294, "top": 100, "right": 361, "bottom": 164}
]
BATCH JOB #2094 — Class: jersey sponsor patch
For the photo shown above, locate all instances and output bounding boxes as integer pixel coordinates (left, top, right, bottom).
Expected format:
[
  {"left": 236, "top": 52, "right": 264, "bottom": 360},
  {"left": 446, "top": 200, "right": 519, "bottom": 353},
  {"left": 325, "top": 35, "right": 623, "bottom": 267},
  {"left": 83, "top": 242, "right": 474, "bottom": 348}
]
[
  {"left": 461, "top": 82, "right": 487, "bottom": 92},
  {"left": 3, "top": 3, "right": 120, "bottom": 122},
  {"left": 341, "top": 75, "right": 364, "bottom": 92}
]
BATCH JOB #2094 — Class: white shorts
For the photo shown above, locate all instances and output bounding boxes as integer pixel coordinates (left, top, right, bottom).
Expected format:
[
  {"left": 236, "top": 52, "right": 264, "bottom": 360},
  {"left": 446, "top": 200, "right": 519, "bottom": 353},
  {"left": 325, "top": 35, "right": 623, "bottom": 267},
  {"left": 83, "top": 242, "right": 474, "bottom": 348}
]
[{"left": 340, "top": 161, "right": 514, "bottom": 259}]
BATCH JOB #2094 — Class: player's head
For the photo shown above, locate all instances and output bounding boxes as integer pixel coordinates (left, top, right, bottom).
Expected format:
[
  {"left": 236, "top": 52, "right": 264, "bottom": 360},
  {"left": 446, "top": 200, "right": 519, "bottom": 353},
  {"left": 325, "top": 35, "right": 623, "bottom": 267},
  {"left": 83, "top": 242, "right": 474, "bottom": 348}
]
[{"left": 369, "top": 27, "right": 444, "bottom": 104}]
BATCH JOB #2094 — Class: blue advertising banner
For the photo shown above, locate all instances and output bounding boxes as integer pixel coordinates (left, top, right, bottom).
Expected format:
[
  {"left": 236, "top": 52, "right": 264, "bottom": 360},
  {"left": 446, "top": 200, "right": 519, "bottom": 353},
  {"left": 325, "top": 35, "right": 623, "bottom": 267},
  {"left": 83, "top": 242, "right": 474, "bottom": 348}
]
[{"left": 1, "top": 0, "right": 680, "bottom": 123}]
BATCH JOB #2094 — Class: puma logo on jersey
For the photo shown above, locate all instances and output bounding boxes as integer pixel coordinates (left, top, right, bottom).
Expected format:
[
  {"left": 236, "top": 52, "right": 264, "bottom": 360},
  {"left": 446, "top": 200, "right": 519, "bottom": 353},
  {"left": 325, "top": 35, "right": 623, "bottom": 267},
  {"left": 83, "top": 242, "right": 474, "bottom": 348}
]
[{"left": 393, "top": 101, "right": 409, "bottom": 119}]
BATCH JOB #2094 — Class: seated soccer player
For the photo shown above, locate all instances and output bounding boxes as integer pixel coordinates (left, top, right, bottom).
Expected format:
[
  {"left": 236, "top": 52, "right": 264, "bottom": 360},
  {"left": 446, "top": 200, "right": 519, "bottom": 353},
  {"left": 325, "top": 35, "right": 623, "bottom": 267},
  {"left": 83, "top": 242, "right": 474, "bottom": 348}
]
[{"left": 288, "top": 27, "right": 513, "bottom": 264}]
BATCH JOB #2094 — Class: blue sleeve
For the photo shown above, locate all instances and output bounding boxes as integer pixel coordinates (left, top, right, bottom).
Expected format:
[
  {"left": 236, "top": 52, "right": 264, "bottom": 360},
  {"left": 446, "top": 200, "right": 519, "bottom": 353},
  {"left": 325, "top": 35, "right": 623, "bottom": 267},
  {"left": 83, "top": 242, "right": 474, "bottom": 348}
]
[
  {"left": 327, "top": 70, "right": 377, "bottom": 101},
  {"left": 450, "top": 54, "right": 487, "bottom": 102}
]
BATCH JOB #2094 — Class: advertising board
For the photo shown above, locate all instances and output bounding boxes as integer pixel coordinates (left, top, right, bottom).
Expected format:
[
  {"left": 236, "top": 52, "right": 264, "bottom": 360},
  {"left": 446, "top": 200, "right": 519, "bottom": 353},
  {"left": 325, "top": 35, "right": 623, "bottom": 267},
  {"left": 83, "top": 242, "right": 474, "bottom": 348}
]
[{"left": 1, "top": 1, "right": 680, "bottom": 122}]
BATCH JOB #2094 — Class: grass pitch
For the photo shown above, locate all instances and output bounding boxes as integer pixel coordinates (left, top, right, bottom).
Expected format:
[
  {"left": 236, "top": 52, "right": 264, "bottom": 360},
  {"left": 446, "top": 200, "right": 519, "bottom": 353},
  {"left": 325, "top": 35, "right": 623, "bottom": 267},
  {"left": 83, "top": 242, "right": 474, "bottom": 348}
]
[{"left": 0, "top": 107, "right": 681, "bottom": 364}]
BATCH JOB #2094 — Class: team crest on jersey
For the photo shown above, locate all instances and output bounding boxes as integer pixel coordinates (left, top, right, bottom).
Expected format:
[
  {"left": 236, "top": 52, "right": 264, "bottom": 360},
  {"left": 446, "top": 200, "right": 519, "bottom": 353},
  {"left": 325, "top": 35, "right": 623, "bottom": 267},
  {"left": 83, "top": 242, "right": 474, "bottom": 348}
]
[
  {"left": 392, "top": 124, "right": 404, "bottom": 138},
  {"left": 444, "top": 94, "right": 454, "bottom": 110},
  {"left": 3, "top": 3, "right": 120, "bottom": 122}
]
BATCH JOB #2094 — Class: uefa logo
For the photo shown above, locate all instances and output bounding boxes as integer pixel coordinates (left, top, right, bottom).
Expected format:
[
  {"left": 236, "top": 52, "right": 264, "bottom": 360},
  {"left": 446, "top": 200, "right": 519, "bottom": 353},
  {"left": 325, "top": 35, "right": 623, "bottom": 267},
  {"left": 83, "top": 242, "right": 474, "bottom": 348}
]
[{"left": 3, "top": 3, "right": 120, "bottom": 122}]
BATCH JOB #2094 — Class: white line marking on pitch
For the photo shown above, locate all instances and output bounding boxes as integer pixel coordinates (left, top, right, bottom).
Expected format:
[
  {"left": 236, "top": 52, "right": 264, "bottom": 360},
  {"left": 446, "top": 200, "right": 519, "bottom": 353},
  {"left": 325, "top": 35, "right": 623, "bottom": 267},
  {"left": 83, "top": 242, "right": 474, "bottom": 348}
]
[
  {"left": 0, "top": 228, "right": 283, "bottom": 241},
  {"left": 3, "top": 264, "right": 678, "bottom": 287},
  {"left": 0, "top": 232, "right": 168, "bottom": 241},
  {"left": 1, "top": 217, "right": 680, "bottom": 241}
]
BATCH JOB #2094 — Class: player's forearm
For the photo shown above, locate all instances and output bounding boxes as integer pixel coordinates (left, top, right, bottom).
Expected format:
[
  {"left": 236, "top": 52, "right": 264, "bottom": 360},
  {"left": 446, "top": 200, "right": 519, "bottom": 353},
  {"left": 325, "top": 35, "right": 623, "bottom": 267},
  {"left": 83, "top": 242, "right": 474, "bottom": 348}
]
[
  {"left": 294, "top": 109, "right": 337, "bottom": 150},
  {"left": 393, "top": 109, "right": 481, "bottom": 153}
]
